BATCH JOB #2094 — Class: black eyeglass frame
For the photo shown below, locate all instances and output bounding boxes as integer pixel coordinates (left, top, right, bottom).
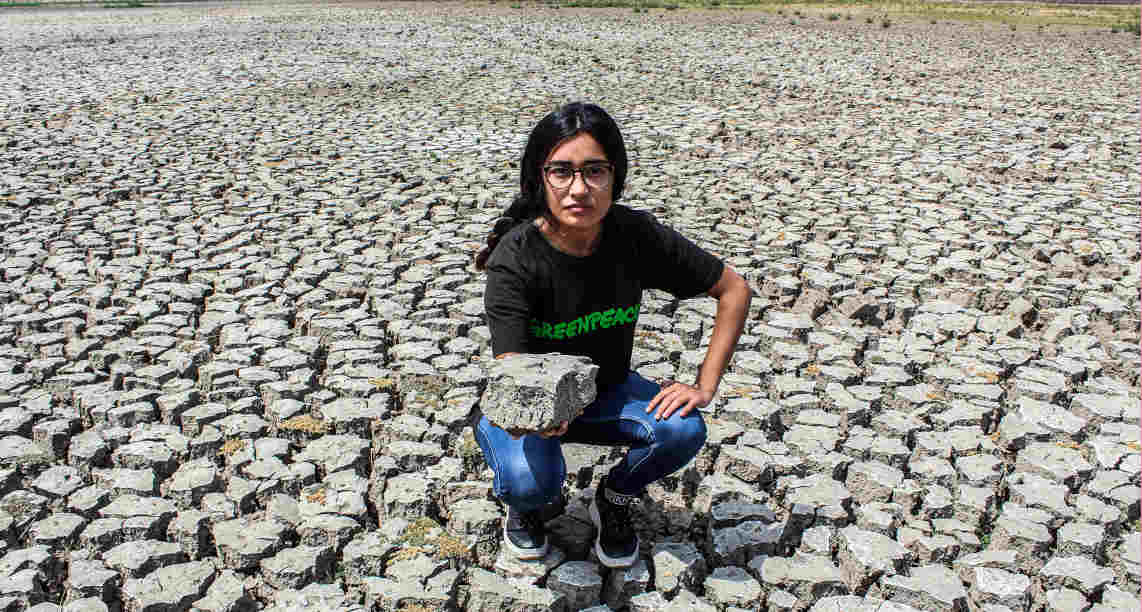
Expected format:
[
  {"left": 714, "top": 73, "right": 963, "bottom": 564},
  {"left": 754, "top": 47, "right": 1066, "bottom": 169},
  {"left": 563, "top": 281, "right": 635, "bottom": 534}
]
[{"left": 541, "top": 162, "right": 614, "bottom": 190}]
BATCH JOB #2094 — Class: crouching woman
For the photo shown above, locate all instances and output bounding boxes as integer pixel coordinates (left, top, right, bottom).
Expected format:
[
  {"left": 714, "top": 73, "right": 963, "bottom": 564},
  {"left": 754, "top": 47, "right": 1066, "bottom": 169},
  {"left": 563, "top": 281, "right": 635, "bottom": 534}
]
[{"left": 473, "top": 102, "right": 751, "bottom": 568}]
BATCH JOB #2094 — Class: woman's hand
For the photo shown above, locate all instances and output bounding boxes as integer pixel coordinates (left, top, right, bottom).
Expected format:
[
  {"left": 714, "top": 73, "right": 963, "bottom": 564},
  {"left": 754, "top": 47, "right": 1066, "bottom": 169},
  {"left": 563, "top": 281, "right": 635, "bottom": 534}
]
[
  {"left": 647, "top": 381, "right": 713, "bottom": 421},
  {"left": 507, "top": 420, "right": 569, "bottom": 440},
  {"left": 539, "top": 420, "right": 569, "bottom": 438}
]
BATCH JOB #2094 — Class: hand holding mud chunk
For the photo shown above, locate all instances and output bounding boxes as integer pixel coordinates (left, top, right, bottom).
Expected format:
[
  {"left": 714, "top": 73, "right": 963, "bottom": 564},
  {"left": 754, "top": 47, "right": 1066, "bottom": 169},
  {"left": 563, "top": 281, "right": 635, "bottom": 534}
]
[{"left": 480, "top": 353, "right": 599, "bottom": 437}]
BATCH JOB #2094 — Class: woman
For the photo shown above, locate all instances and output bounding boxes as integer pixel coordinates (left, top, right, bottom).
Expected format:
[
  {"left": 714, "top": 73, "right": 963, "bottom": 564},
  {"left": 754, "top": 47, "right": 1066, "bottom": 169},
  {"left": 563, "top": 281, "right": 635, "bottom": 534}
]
[{"left": 473, "top": 102, "right": 751, "bottom": 568}]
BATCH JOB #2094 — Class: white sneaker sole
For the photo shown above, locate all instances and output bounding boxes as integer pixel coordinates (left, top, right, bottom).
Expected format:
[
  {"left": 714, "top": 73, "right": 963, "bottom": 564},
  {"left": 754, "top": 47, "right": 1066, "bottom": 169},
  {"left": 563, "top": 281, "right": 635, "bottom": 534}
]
[
  {"left": 503, "top": 522, "right": 548, "bottom": 561},
  {"left": 589, "top": 498, "right": 639, "bottom": 568}
]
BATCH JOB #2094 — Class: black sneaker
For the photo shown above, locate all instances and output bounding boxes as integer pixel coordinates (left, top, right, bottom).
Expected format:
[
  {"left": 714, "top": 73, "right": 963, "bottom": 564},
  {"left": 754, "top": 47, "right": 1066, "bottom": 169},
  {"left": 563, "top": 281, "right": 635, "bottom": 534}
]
[
  {"left": 589, "top": 479, "right": 640, "bottom": 568},
  {"left": 503, "top": 505, "right": 549, "bottom": 560},
  {"left": 536, "top": 491, "right": 568, "bottom": 524}
]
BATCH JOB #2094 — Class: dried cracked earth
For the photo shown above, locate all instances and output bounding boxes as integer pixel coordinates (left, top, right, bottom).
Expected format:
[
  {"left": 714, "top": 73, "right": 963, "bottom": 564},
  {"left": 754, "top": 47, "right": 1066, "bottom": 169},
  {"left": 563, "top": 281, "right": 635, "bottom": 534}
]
[{"left": 0, "top": 2, "right": 1140, "bottom": 611}]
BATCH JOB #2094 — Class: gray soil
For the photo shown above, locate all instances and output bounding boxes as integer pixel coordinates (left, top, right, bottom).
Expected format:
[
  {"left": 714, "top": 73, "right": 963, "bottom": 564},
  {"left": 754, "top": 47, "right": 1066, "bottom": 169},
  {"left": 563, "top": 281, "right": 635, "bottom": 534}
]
[{"left": 0, "top": 2, "right": 1138, "bottom": 611}]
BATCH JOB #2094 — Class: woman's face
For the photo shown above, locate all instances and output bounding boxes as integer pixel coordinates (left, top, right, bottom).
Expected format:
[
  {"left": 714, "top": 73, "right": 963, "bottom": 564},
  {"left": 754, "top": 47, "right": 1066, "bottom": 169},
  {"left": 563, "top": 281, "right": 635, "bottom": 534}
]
[{"left": 542, "top": 132, "right": 613, "bottom": 234}]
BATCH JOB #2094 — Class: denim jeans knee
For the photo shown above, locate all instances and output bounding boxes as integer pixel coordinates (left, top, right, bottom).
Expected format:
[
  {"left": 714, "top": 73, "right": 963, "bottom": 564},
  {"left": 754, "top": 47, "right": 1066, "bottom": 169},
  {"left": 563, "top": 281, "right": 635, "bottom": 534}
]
[
  {"left": 498, "top": 449, "right": 563, "bottom": 510},
  {"left": 607, "top": 407, "right": 707, "bottom": 493},
  {"left": 474, "top": 415, "right": 565, "bottom": 513},
  {"left": 566, "top": 372, "right": 709, "bottom": 495},
  {"left": 657, "top": 408, "right": 707, "bottom": 463}
]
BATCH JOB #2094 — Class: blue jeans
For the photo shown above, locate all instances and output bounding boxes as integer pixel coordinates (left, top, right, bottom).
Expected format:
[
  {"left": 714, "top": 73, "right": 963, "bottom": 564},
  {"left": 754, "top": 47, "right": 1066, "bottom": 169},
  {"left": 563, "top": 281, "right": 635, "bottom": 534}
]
[{"left": 473, "top": 371, "right": 707, "bottom": 513}]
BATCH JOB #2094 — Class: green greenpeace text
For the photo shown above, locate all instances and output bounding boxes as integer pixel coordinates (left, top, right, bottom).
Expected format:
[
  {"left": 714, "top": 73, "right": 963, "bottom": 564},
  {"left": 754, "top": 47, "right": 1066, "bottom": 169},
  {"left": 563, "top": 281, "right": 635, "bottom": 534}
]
[{"left": 529, "top": 303, "right": 640, "bottom": 340}]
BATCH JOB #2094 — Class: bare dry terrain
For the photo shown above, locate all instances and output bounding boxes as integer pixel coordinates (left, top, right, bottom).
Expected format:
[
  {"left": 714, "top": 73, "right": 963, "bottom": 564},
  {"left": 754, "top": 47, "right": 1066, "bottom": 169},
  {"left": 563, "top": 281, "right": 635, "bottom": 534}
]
[{"left": 0, "top": 2, "right": 1139, "bottom": 611}]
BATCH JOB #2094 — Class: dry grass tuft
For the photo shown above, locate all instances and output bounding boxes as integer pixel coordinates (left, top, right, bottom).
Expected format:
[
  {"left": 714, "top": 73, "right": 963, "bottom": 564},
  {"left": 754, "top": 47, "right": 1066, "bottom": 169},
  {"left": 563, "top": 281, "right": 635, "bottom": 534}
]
[
  {"left": 396, "top": 605, "right": 435, "bottom": 612},
  {"left": 218, "top": 438, "right": 247, "bottom": 456},
  {"left": 389, "top": 517, "right": 471, "bottom": 561},
  {"left": 400, "top": 517, "right": 440, "bottom": 547},
  {"left": 434, "top": 532, "right": 472, "bottom": 561},
  {"left": 280, "top": 414, "right": 329, "bottom": 434},
  {"left": 458, "top": 430, "right": 481, "bottom": 459},
  {"left": 369, "top": 377, "right": 396, "bottom": 391},
  {"left": 387, "top": 545, "right": 428, "bottom": 565}
]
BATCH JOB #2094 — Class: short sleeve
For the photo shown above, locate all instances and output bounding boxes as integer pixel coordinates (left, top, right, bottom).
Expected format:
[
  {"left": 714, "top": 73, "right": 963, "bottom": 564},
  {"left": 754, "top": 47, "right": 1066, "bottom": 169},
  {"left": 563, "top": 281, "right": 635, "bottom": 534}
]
[
  {"left": 635, "top": 211, "right": 724, "bottom": 299},
  {"left": 484, "top": 244, "right": 532, "bottom": 357}
]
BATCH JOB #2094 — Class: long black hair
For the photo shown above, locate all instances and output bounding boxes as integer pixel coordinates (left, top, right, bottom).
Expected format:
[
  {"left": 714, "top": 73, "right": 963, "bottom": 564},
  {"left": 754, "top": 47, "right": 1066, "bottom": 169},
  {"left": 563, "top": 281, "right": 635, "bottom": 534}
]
[{"left": 474, "top": 102, "right": 628, "bottom": 270}]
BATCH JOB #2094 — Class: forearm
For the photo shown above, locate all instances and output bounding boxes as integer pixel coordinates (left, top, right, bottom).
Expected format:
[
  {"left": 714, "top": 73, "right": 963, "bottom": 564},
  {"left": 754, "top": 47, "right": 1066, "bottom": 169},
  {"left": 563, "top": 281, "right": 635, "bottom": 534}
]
[{"left": 694, "top": 279, "right": 751, "bottom": 394}]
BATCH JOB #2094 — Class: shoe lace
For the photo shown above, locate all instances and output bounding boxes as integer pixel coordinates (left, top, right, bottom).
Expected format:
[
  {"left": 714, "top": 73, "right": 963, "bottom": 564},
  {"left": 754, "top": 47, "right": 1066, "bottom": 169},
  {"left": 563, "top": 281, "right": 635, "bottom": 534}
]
[
  {"left": 518, "top": 510, "right": 544, "bottom": 536},
  {"left": 602, "top": 498, "right": 636, "bottom": 541}
]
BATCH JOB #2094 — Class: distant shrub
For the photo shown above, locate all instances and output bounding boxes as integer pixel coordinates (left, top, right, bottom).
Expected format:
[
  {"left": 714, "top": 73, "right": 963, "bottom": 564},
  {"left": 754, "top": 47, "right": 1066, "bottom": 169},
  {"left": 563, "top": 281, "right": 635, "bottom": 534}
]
[
  {"left": 827, "top": 13, "right": 840, "bottom": 20},
  {"left": 865, "top": 16, "right": 873, "bottom": 23},
  {"left": 930, "top": 19, "right": 936, "bottom": 24},
  {"left": 1009, "top": 23, "right": 1016, "bottom": 31},
  {"left": 881, "top": 17, "right": 891, "bottom": 28}
]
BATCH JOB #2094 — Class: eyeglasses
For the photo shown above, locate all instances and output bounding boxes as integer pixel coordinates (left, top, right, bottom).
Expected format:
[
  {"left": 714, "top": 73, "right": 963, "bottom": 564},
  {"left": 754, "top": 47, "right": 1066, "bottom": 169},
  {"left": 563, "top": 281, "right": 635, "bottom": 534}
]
[{"left": 543, "top": 163, "right": 613, "bottom": 191}]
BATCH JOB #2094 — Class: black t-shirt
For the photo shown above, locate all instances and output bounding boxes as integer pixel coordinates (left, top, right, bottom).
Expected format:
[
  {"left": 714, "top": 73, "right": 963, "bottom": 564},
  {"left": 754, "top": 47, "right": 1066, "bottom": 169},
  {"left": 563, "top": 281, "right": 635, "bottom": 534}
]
[{"left": 483, "top": 204, "right": 724, "bottom": 389}]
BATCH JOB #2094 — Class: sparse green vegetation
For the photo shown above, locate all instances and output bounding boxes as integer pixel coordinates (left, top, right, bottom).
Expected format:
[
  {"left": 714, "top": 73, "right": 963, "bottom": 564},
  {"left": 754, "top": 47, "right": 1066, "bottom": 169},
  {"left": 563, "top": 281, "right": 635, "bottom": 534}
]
[
  {"left": 0, "top": 1, "right": 41, "bottom": 6},
  {"left": 392, "top": 517, "right": 472, "bottom": 563},
  {"left": 103, "top": 0, "right": 144, "bottom": 7},
  {"left": 827, "top": 12, "right": 839, "bottom": 20},
  {"left": 491, "top": 0, "right": 1137, "bottom": 30},
  {"left": 399, "top": 517, "right": 441, "bottom": 547}
]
